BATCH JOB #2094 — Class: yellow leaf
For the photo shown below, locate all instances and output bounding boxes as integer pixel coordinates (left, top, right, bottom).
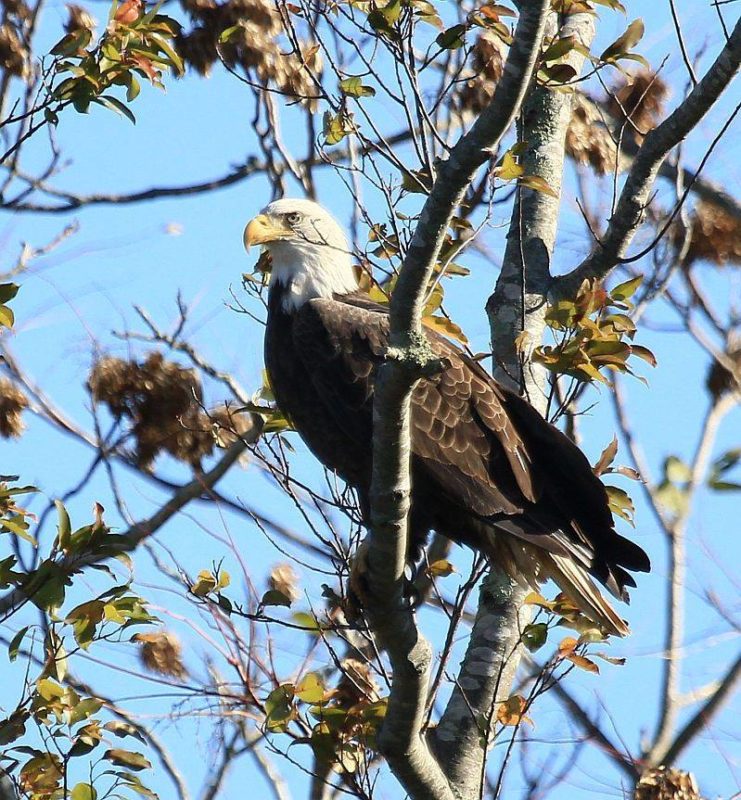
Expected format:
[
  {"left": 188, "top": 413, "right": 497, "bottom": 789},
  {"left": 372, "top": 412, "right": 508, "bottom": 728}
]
[
  {"left": 422, "top": 315, "right": 469, "bottom": 344},
  {"left": 425, "top": 559, "right": 456, "bottom": 578},
  {"left": 495, "top": 149, "right": 524, "bottom": 180},
  {"left": 191, "top": 570, "right": 217, "bottom": 597},
  {"left": 296, "top": 672, "right": 325, "bottom": 704}
]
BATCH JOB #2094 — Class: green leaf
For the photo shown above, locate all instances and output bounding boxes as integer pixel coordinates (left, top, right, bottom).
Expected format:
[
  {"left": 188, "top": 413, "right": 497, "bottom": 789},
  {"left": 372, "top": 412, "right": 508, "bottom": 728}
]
[
  {"left": 339, "top": 77, "right": 376, "bottom": 98},
  {"left": 264, "top": 685, "right": 296, "bottom": 732},
  {"left": 605, "top": 485, "right": 635, "bottom": 525},
  {"left": 8, "top": 626, "right": 30, "bottom": 661},
  {"left": 542, "top": 35, "right": 577, "bottom": 62},
  {"left": 295, "top": 672, "right": 325, "bottom": 704},
  {"left": 436, "top": 24, "right": 467, "bottom": 50},
  {"left": 26, "top": 562, "right": 68, "bottom": 613},
  {"left": 94, "top": 95, "right": 137, "bottom": 124},
  {"left": 148, "top": 32, "right": 185, "bottom": 76},
  {"left": 127, "top": 74, "right": 141, "bottom": 102},
  {"left": 664, "top": 456, "right": 691, "bottom": 484},
  {"left": 0, "top": 283, "right": 19, "bottom": 304},
  {"left": 522, "top": 622, "right": 548, "bottom": 652},
  {"left": 69, "top": 698, "right": 104, "bottom": 725},
  {"left": 600, "top": 19, "right": 645, "bottom": 62},
  {"left": 1, "top": 514, "right": 36, "bottom": 544},
  {"left": 261, "top": 589, "right": 292, "bottom": 608},
  {"left": 55, "top": 500, "right": 71, "bottom": 552},
  {"left": 655, "top": 481, "right": 688, "bottom": 516},
  {"left": 71, "top": 783, "right": 97, "bottom": 800},
  {"left": 610, "top": 275, "right": 642, "bottom": 302},
  {"left": 367, "top": 0, "right": 403, "bottom": 34},
  {"left": 292, "top": 612, "right": 321, "bottom": 632},
  {"left": 103, "top": 749, "right": 152, "bottom": 771},
  {"left": 401, "top": 167, "right": 433, "bottom": 194},
  {"left": 218, "top": 24, "right": 243, "bottom": 43},
  {"left": 708, "top": 480, "right": 741, "bottom": 491},
  {"left": 322, "top": 111, "right": 353, "bottom": 145},
  {"left": 50, "top": 28, "right": 92, "bottom": 56}
]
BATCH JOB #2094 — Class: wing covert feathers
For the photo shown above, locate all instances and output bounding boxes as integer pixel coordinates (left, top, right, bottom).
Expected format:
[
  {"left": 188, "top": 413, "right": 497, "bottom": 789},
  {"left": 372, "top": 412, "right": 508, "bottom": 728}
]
[{"left": 274, "top": 292, "right": 649, "bottom": 636}]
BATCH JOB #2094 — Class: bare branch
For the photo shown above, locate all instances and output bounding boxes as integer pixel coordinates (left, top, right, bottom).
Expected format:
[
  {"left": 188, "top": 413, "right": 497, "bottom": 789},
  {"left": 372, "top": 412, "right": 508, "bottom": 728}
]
[
  {"left": 660, "top": 650, "right": 741, "bottom": 766},
  {"left": 560, "top": 18, "right": 741, "bottom": 291},
  {"left": 0, "top": 437, "right": 255, "bottom": 620},
  {"left": 647, "top": 393, "right": 738, "bottom": 765}
]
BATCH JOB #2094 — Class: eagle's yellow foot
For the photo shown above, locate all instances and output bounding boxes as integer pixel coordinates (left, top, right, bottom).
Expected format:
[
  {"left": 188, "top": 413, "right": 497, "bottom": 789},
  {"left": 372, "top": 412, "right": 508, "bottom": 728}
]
[
  {"left": 346, "top": 538, "right": 371, "bottom": 624},
  {"left": 347, "top": 538, "right": 419, "bottom": 622}
]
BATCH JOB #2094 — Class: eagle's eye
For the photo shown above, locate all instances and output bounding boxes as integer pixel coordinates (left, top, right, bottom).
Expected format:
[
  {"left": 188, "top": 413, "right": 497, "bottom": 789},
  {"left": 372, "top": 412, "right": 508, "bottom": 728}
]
[{"left": 285, "top": 212, "right": 302, "bottom": 226}]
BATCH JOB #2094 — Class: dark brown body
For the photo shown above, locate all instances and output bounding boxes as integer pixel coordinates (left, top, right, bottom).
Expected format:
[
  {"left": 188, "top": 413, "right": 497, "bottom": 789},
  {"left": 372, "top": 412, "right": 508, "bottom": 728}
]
[{"left": 265, "top": 281, "right": 650, "bottom": 626}]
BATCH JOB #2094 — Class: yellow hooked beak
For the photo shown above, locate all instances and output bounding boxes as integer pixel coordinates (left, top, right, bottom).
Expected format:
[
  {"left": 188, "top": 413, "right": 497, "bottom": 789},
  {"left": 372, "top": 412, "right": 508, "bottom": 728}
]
[{"left": 243, "top": 214, "right": 291, "bottom": 250}]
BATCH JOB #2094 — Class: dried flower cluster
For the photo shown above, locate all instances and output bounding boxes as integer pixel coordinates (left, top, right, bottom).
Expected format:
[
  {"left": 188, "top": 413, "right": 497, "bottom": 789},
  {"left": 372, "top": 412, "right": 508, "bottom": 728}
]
[
  {"left": 606, "top": 70, "right": 668, "bottom": 138},
  {"left": 0, "top": 0, "right": 32, "bottom": 80},
  {"left": 683, "top": 202, "right": 741, "bottom": 267},
  {"left": 0, "top": 378, "right": 28, "bottom": 439},
  {"left": 88, "top": 352, "right": 250, "bottom": 468},
  {"left": 175, "top": 0, "right": 319, "bottom": 102},
  {"left": 458, "top": 32, "right": 506, "bottom": 115},
  {"left": 635, "top": 768, "right": 702, "bottom": 800},
  {"left": 135, "top": 631, "right": 187, "bottom": 678},
  {"left": 65, "top": 4, "right": 96, "bottom": 34},
  {"left": 706, "top": 344, "right": 740, "bottom": 400},
  {"left": 336, "top": 657, "right": 380, "bottom": 705},
  {"left": 565, "top": 93, "right": 617, "bottom": 175},
  {"left": 268, "top": 563, "right": 300, "bottom": 604}
]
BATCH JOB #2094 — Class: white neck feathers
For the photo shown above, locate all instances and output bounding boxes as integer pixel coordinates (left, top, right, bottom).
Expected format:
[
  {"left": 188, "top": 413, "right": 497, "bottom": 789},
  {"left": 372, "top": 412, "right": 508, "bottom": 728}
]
[{"left": 270, "top": 241, "right": 358, "bottom": 312}]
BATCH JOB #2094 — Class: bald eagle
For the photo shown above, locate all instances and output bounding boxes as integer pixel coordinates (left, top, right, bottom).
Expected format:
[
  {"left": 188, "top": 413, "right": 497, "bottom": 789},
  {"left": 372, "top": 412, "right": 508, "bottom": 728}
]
[{"left": 244, "top": 198, "right": 649, "bottom": 636}]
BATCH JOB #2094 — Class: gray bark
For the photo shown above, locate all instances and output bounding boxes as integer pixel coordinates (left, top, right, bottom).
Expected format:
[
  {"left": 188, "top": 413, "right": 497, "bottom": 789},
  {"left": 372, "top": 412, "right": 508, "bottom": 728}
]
[{"left": 363, "top": 3, "right": 552, "bottom": 799}]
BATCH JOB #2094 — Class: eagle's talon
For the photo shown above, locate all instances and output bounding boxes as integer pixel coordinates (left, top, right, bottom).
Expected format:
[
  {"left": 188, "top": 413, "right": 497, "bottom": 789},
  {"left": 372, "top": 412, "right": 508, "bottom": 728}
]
[{"left": 347, "top": 538, "right": 419, "bottom": 619}]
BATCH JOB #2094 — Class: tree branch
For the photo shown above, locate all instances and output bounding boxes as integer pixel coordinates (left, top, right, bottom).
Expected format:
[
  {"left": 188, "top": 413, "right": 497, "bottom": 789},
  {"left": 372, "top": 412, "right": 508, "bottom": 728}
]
[
  {"left": 660, "top": 650, "right": 741, "bottom": 766},
  {"left": 434, "top": 571, "right": 529, "bottom": 797},
  {"left": 432, "top": 12, "right": 598, "bottom": 796},
  {"left": 560, "top": 18, "right": 741, "bottom": 292},
  {"left": 646, "top": 393, "right": 737, "bottom": 766},
  {"left": 364, "top": 4, "right": 551, "bottom": 798},
  {"left": 0, "top": 437, "right": 254, "bottom": 620}
]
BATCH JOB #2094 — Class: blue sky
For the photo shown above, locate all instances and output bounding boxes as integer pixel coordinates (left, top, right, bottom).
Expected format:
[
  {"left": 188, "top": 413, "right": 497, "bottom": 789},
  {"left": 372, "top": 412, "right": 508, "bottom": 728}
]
[{"left": 2, "top": 0, "right": 740, "bottom": 798}]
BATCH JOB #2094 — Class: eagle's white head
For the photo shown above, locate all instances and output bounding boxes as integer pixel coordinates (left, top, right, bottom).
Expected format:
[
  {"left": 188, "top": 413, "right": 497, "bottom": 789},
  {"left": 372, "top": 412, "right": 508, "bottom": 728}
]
[{"left": 243, "top": 198, "right": 358, "bottom": 311}]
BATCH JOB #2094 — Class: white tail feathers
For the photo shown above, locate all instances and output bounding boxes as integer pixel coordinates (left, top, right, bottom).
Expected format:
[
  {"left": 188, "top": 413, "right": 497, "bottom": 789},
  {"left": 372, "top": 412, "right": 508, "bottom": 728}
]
[
  {"left": 480, "top": 524, "right": 631, "bottom": 637},
  {"left": 540, "top": 553, "right": 629, "bottom": 637}
]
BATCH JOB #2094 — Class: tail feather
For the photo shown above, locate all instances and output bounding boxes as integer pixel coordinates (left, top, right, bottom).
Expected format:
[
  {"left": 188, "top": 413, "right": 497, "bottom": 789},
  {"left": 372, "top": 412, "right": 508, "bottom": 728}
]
[
  {"left": 471, "top": 521, "right": 632, "bottom": 637},
  {"left": 541, "top": 553, "right": 629, "bottom": 637}
]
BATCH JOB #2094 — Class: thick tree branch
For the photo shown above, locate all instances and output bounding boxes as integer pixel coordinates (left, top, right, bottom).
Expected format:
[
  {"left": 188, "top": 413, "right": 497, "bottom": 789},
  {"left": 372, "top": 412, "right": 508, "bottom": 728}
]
[
  {"left": 434, "top": 571, "right": 529, "bottom": 797},
  {"left": 489, "top": 12, "right": 596, "bottom": 396},
  {"left": 432, "top": 12, "right": 597, "bottom": 797},
  {"left": 560, "top": 18, "right": 741, "bottom": 292},
  {"left": 364, "top": 3, "right": 551, "bottom": 798}
]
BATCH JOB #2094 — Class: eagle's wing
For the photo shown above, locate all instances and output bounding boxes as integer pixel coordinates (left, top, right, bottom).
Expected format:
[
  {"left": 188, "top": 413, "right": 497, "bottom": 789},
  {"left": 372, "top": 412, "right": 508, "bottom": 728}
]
[
  {"left": 292, "top": 295, "right": 649, "bottom": 607},
  {"left": 292, "top": 296, "right": 536, "bottom": 518}
]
